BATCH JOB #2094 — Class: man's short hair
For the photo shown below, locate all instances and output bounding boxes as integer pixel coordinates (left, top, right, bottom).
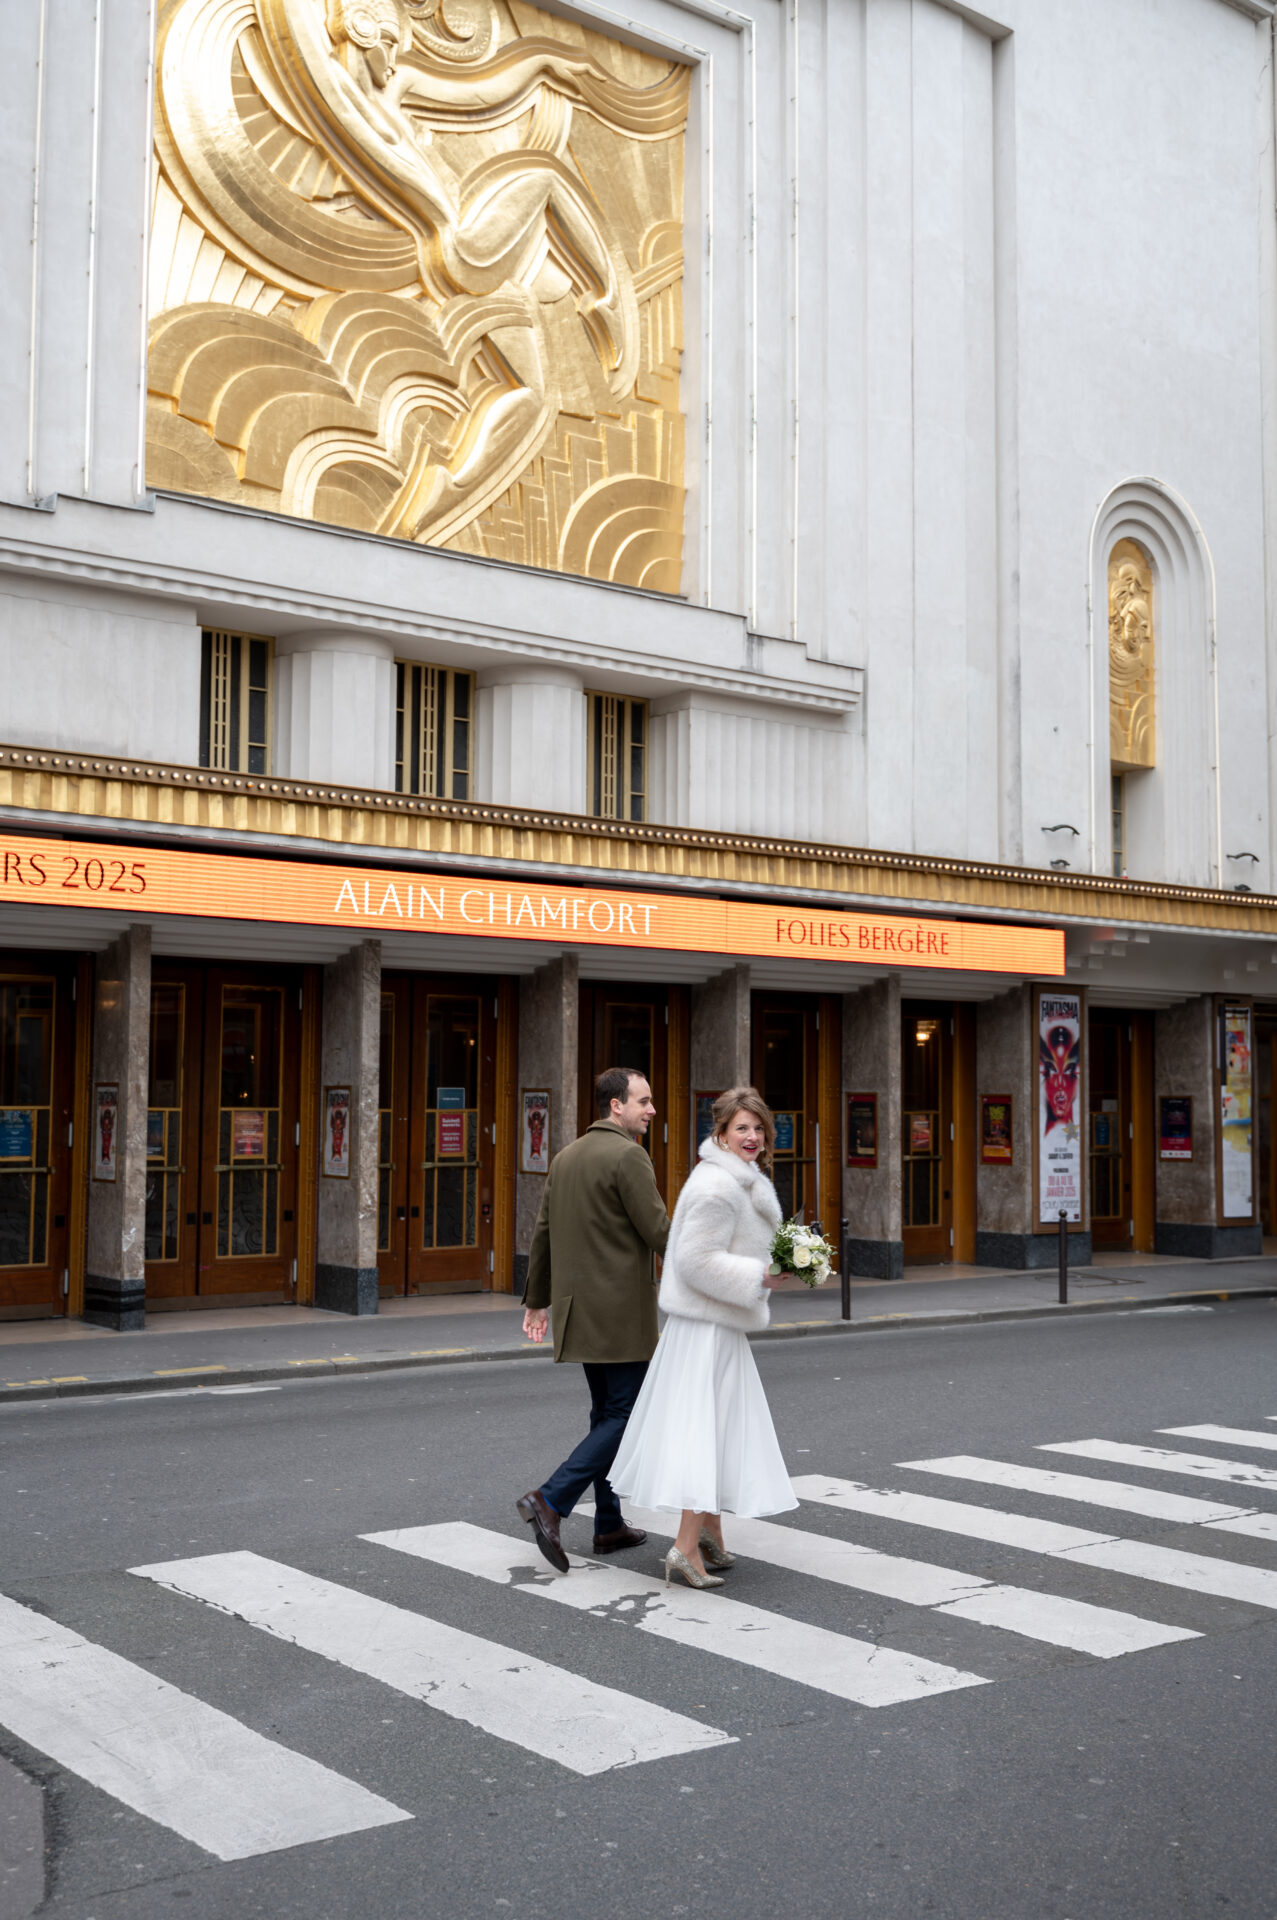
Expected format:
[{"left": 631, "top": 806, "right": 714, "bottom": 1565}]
[{"left": 595, "top": 1066, "right": 644, "bottom": 1118}]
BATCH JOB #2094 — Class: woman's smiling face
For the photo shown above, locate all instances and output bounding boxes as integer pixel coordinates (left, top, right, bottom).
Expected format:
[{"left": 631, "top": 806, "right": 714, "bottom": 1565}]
[{"left": 722, "top": 1109, "right": 764, "bottom": 1162}]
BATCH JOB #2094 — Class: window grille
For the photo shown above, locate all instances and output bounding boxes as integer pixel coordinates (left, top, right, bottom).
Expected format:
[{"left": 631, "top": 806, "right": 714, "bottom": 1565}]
[
  {"left": 199, "top": 630, "right": 272, "bottom": 774},
  {"left": 1111, "top": 774, "right": 1126, "bottom": 877},
  {"left": 395, "top": 663, "right": 473, "bottom": 800},
  {"left": 588, "top": 693, "right": 647, "bottom": 822}
]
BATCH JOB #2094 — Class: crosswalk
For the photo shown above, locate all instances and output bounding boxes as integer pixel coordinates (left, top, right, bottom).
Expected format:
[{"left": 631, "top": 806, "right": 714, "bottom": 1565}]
[{"left": 4, "top": 1404, "right": 1277, "bottom": 1866}]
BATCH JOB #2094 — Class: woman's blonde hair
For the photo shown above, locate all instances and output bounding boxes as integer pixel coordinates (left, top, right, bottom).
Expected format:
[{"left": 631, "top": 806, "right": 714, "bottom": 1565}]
[{"left": 711, "top": 1086, "right": 775, "bottom": 1167}]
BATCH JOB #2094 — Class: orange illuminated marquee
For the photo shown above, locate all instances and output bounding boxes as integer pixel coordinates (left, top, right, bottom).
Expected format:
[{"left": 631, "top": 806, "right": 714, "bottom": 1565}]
[{"left": 0, "top": 834, "right": 1065, "bottom": 976}]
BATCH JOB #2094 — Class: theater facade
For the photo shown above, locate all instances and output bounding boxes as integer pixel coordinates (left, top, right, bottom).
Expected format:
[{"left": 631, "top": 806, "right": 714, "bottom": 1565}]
[{"left": 3, "top": 0, "right": 1277, "bottom": 1323}]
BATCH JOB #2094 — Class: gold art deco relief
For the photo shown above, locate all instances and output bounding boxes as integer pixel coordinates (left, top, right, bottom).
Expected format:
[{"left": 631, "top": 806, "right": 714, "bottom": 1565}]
[
  {"left": 1108, "top": 537, "right": 1155, "bottom": 770},
  {"left": 146, "top": 0, "right": 688, "bottom": 591}
]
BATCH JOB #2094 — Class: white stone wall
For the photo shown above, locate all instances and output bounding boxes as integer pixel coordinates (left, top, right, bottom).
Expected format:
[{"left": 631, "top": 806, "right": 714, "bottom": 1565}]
[{"left": 0, "top": 0, "right": 1272, "bottom": 894}]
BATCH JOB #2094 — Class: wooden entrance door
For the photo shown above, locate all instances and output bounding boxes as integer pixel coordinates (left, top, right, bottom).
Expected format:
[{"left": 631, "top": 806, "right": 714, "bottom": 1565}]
[
  {"left": 378, "top": 974, "right": 497, "bottom": 1294},
  {"left": 752, "top": 997, "right": 820, "bottom": 1223},
  {"left": 578, "top": 985, "right": 671, "bottom": 1197},
  {"left": 145, "top": 965, "right": 301, "bottom": 1303},
  {"left": 1088, "top": 1012, "right": 1136, "bottom": 1250},
  {"left": 0, "top": 959, "right": 76, "bottom": 1317},
  {"left": 901, "top": 1003, "right": 953, "bottom": 1265}
]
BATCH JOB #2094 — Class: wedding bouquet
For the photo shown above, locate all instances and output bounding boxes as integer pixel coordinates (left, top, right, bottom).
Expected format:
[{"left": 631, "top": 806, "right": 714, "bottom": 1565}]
[{"left": 768, "top": 1218, "right": 836, "bottom": 1287}]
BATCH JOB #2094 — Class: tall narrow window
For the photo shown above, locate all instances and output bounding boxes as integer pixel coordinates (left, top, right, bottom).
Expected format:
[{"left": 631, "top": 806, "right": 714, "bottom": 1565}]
[
  {"left": 1111, "top": 774, "right": 1125, "bottom": 878},
  {"left": 395, "top": 663, "right": 473, "bottom": 800},
  {"left": 1108, "top": 539, "right": 1154, "bottom": 876},
  {"left": 588, "top": 693, "right": 647, "bottom": 822},
  {"left": 200, "top": 630, "right": 272, "bottom": 773}
]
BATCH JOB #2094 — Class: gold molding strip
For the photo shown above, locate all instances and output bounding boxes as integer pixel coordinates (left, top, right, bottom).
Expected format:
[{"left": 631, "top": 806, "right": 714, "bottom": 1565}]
[{"left": 1, "top": 743, "right": 1275, "bottom": 935}]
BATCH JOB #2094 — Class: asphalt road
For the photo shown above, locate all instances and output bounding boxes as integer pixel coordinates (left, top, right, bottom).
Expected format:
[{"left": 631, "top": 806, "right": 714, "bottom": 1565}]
[{"left": 3, "top": 1299, "right": 1277, "bottom": 1920}]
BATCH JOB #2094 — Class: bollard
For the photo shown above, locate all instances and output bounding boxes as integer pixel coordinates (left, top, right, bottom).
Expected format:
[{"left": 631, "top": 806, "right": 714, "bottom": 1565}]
[
  {"left": 1057, "top": 1207, "right": 1069, "bottom": 1305},
  {"left": 840, "top": 1216, "right": 851, "bottom": 1321}
]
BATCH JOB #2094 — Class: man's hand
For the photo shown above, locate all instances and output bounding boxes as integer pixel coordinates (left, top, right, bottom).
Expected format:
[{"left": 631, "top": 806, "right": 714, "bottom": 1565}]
[{"left": 523, "top": 1307, "right": 550, "bottom": 1344}]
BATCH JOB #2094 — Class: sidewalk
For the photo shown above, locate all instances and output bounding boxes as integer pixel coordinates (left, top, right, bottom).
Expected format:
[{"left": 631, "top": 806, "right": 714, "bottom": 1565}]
[{"left": 2, "top": 1251, "right": 1274, "bottom": 1403}]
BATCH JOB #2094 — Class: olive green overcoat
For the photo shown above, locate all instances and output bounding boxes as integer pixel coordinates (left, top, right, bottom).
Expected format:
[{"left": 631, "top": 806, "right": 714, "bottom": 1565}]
[{"left": 523, "top": 1120, "right": 671, "bottom": 1363}]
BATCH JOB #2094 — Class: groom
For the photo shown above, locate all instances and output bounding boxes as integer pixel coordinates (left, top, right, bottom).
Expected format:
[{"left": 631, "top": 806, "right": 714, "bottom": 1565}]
[{"left": 518, "top": 1066, "right": 671, "bottom": 1572}]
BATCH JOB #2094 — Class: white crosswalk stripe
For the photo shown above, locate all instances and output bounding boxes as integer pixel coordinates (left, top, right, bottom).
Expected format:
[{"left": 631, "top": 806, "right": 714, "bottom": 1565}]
[
  {"left": 364, "top": 1521, "right": 989, "bottom": 1707},
  {"left": 899, "top": 1455, "right": 1277, "bottom": 1543},
  {"left": 792, "top": 1475, "right": 1277, "bottom": 1611},
  {"left": 598, "top": 1503, "right": 1196, "bottom": 1658},
  {"left": 130, "top": 1550, "right": 729, "bottom": 1775},
  {"left": 0, "top": 1592, "right": 410, "bottom": 1860},
  {"left": 1160, "top": 1424, "right": 1277, "bottom": 1453},
  {"left": 1040, "top": 1438, "right": 1277, "bottom": 1491}
]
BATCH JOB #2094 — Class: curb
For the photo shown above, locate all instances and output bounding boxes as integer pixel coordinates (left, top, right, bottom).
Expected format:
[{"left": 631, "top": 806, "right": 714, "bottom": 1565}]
[{"left": 1, "top": 1284, "right": 1273, "bottom": 1406}]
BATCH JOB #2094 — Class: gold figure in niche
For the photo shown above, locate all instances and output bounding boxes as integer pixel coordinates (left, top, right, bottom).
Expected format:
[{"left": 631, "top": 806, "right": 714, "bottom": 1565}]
[
  {"left": 1108, "top": 538, "right": 1155, "bottom": 769},
  {"left": 146, "top": 0, "right": 688, "bottom": 590}
]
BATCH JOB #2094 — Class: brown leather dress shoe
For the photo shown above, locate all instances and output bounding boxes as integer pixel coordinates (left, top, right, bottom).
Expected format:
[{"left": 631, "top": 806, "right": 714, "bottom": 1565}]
[
  {"left": 592, "top": 1523, "right": 648, "bottom": 1555},
  {"left": 516, "top": 1490, "right": 569, "bottom": 1573}
]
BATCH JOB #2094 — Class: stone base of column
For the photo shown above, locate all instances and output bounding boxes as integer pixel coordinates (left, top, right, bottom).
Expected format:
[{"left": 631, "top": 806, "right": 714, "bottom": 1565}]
[
  {"left": 314, "top": 1264, "right": 380, "bottom": 1315},
  {"left": 82, "top": 1277, "right": 146, "bottom": 1331},
  {"left": 975, "top": 1231, "right": 1093, "bottom": 1270},
  {"left": 846, "top": 1237, "right": 904, "bottom": 1279},
  {"left": 1153, "top": 1222, "right": 1263, "bottom": 1259}
]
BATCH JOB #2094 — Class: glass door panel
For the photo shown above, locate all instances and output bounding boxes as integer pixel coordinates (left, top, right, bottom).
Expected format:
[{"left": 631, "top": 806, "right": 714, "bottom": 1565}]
[
  {"left": 0, "top": 963, "right": 74, "bottom": 1316},
  {"left": 404, "top": 977, "right": 495, "bottom": 1292},
  {"left": 901, "top": 1005, "right": 953, "bottom": 1264},
  {"left": 217, "top": 987, "right": 282, "bottom": 1259},
  {"left": 1088, "top": 1014, "right": 1131, "bottom": 1248},
  {"left": 145, "top": 983, "right": 185, "bottom": 1267},
  {"left": 751, "top": 999, "right": 818, "bottom": 1223},
  {"left": 579, "top": 986, "right": 670, "bottom": 1196},
  {"left": 0, "top": 981, "right": 54, "bottom": 1271}
]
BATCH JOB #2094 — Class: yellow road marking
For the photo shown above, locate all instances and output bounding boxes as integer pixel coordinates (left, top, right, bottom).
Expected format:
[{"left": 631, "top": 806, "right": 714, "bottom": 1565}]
[{"left": 153, "top": 1365, "right": 228, "bottom": 1377}]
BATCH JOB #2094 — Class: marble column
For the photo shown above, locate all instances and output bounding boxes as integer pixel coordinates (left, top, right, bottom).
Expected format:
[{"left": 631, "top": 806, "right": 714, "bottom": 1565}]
[
  {"left": 690, "top": 964, "right": 751, "bottom": 1094},
  {"left": 514, "top": 952, "right": 579, "bottom": 1292},
  {"left": 1155, "top": 995, "right": 1262, "bottom": 1257},
  {"left": 83, "top": 925, "right": 151, "bottom": 1329},
  {"left": 314, "top": 941, "right": 382, "bottom": 1314},
  {"left": 273, "top": 632, "right": 397, "bottom": 789},
  {"left": 841, "top": 975, "right": 903, "bottom": 1277}
]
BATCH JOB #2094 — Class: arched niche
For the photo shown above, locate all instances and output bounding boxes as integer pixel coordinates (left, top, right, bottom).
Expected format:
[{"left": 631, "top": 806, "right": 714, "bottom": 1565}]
[{"left": 1088, "top": 480, "right": 1219, "bottom": 888}]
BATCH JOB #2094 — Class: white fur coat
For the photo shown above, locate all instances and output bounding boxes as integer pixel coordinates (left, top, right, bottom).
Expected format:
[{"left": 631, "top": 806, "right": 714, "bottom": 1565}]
[{"left": 658, "top": 1133, "right": 782, "bottom": 1333}]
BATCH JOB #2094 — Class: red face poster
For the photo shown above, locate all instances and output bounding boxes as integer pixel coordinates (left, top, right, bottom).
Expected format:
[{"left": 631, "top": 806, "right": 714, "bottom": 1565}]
[{"left": 1038, "top": 992, "right": 1082, "bottom": 1223}]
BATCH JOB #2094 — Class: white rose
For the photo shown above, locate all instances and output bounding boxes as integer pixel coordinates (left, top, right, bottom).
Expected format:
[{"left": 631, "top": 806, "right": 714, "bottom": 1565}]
[{"left": 793, "top": 1245, "right": 812, "bottom": 1269}]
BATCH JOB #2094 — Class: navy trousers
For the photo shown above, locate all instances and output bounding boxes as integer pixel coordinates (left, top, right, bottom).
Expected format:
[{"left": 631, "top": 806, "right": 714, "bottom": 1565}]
[{"left": 539, "top": 1360, "right": 649, "bottom": 1533}]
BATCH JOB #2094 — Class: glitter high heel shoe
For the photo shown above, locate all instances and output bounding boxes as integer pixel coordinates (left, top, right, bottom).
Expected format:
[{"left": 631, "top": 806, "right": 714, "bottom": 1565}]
[
  {"left": 698, "top": 1529, "right": 736, "bottom": 1569},
  {"left": 663, "top": 1545, "right": 725, "bottom": 1590}
]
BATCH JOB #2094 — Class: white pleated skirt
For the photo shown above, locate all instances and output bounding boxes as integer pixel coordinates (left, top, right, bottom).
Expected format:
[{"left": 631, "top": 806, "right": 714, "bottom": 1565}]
[{"left": 610, "top": 1314, "right": 798, "bottom": 1518}]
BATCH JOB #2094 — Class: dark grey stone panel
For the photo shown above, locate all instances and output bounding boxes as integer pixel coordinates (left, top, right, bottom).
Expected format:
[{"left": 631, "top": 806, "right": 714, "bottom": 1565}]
[
  {"left": 846, "top": 1237, "right": 904, "bottom": 1280},
  {"left": 513, "top": 1252, "right": 529, "bottom": 1297},
  {"left": 975, "top": 1231, "right": 1093, "bottom": 1270},
  {"left": 1153, "top": 1221, "right": 1264, "bottom": 1260},
  {"left": 82, "top": 1276, "right": 146, "bottom": 1331},
  {"left": 314, "top": 1264, "right": 380, "bottom": 1315}
]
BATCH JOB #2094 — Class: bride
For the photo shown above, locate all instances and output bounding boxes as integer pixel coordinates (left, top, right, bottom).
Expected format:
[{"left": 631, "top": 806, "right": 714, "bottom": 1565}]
[{"left": 610, "top": 1086, "right": 797, "bottom": 1589}]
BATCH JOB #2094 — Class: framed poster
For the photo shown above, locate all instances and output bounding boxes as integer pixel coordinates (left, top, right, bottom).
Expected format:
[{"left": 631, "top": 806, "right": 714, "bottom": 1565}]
[
  {"left": 1159, "top": 1096, "right": 1193, "bottom": 1161},
  {"left": 93, "top": 1084, "right": 118, "bottom": 1182},
  {"left": 146, "top": 1109, "right": 166, "bottom": 1159},
  {"left": 521, "top": 1090, "right": 551, "bottom": 1174},
  {"left": 846, "top": 1093, "right": 878, "bottom": 1169},
  {"left": 231, "top": 1109, "right": 265, "bottom": 1160},
  {"left": 437, "top": 1112, "right": 466, "bottom": 1157},
  {"left": 909, "top": 1112, "right": 933, "bottom": 1155},
  {"left": 980, "top": 1095, "right": 1013, "bottom": 1165},
  {"left": 694, "top": 1092, "right": 721, "bottom": 1152},
  {"left": 323, "top": 1086, "right": 351, "bottom": 1178},
  {"left": 1035, "top": 988, "right": 1084, "bottom": 1226},
  {"left": 1218, "top": 1001, "right": 1254, "bottom": 1219},
  {"left": 0, "top": 1108, "right": 34, "bottom": 1163},
  {"left": 773, "top": 1111, "right": 797, "bottom": 1154},
  {"left": 437, "top": 1086, "right": 467, "bottom": 1111}
]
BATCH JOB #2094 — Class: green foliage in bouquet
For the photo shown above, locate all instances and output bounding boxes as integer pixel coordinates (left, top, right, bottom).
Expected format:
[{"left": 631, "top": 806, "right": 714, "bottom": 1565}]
[{"left": 768, "top": 1218, "right": 836, "bottom": 1287}]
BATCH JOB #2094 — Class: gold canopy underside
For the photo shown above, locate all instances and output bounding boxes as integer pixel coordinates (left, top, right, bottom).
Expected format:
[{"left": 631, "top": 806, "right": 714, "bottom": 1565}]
[{"left": 146, "top": 0, "right": 687, "bottom": 592}]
